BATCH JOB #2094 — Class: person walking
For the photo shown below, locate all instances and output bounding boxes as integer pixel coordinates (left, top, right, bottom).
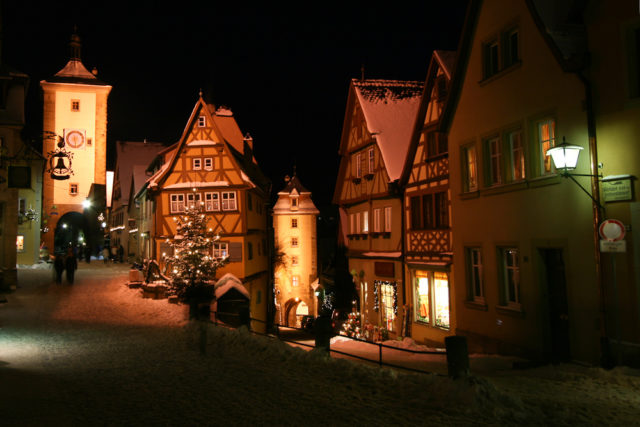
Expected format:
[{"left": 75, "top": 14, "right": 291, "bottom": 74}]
[
  {"left": 54, "top": 253, "right": 65, "bottom": 284},
  {"left": 65, "top": 247, "right": 78, "bottom": 284},
  {"left": 103, "top": 246, "right": 110, "bottom": 264},
  {"left": 118, "top": 244, "right": 125, "bottom": 263}
]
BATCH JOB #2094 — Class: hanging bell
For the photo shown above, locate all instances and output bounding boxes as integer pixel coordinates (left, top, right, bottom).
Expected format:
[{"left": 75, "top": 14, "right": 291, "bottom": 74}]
[{"left": 50, "top": 152, "right": 71, "bottom": 180}]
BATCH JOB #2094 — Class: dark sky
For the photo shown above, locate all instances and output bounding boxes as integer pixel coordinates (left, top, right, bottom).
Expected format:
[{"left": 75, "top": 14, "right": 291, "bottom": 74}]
[{"left": 1, "top": 1, "right": 468, "bottom": 208}]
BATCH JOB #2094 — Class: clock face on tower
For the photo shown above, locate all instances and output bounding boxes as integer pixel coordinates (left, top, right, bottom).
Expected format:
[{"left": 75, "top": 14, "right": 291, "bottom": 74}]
[{"left": 64, "top": 129, "right": 86, "bottom": 149}]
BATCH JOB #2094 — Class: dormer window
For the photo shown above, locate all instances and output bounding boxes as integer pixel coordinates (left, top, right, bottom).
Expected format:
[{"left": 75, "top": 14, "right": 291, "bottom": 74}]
[
  {"left": 198, "top": 116, "right": 206, "bottom": 127},
  {"left": 291, "top": 197, "right": 299, "bottom": 209}
]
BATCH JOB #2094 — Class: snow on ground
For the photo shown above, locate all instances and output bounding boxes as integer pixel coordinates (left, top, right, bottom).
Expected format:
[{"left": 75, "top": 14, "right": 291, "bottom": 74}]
[{"left": 1, "top": 262, "right": 639, "bottom": 426}]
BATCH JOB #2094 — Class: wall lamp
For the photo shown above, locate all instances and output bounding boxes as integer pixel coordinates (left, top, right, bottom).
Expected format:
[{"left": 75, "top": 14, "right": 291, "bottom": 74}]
[{"left": 547, "top": 137, "right": 604, "bottom": 211}]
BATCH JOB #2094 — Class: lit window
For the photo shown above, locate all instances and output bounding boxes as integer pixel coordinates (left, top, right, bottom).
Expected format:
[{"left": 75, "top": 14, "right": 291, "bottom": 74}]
[
  {"left": 193, "top": 158, "right": 202, "bottom": 170},
  {"left": 186, "top": 192, "right": 201, "bottom": 209},
  {"left": 499, "top": 247, "right": 521, "bottom": 308},
  {"left": 508, "top": 130, "right": 525, "bottom": 181},
  {"left": 204, "top": 158, "right": 213, "bottom": 170},
  {"left": 212, "top": 242, "right": 228, "bottom": 259},
  {"left": 204, "top": 192, "right": 219, "bottom": 211},
  {"left": 16, "top": 235, "right": 24, "bottom": 252},
  {"left": 221, "top": 191, "right": 237, "bottom": 211},
  {"left": 71, "top": 100, "right": 80, "bottom": 112},
  {"left": 465, "top": 247, "right": 484, "bottom": 303},
  {"left": 170, "top": 194, "right": 185, "bottom": 213},
  {"left": 414, "top": 271, "right": 450, "bottom": 329},
  {"left": 373, "top": 208, "right": 381, "bottom": 233},
  {"left": 362, "top": 211, "right": 369, "bottom": 233},
  {"left": 378, "top": 281, "right": 397, "bottom": 332},
  {"left": 538, "top": 119, "right": 556, "bottom": 175},
  {"left": 384, "top": 207, "right": 392, "bottom": 233},
  {"left": 198, "top": 116, "right": 206, "bottom": 127},
  {"left": 292, "top": 276, "right": 299, "bottom": 287},
  {"left": 69, "top": 183, "right": 78, "bottom": 195},
  {"left": 462, "top": 144, "right": 478, "bottom": 192}
]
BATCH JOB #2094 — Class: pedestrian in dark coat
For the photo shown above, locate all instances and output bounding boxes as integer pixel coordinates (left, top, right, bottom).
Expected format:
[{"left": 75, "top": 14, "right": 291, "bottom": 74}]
[
  {"left": 65, "top": 247, "right": 78, "bottom": 284},
  {"left": 54, "top": 253, "right": 64, "bottom": 284},
  {"left": 118, "top": 244, "right": 125, "bottom": 263}
]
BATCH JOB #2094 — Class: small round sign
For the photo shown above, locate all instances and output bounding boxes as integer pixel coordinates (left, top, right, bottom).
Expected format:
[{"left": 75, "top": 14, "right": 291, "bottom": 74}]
[{"left": 599, "top": 219, "right": 625, "bottom": 242}]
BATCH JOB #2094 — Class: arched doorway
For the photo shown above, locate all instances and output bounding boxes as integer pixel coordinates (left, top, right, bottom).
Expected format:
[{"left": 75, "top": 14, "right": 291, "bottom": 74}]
[
  {"left": 54, "top": 212, "right": 87, "bottom": 255},
  {"left": 283, "top": 298, "right": 309, "bottom": 328}
]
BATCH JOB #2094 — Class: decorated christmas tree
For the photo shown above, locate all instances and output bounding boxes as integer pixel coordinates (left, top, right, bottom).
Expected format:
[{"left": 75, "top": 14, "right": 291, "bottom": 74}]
[
  {"left": 341, "top": 311, "right": 362, "bottom": 339},
  {"left": 164, "top": 203, "right": 229, "bottom": 301}
]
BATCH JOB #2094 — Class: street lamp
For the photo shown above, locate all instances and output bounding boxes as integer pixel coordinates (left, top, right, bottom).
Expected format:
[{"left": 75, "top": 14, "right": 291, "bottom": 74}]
[
  {"left": 547, "top": 137, "right": 604, "bottom": 210},
  {"left": 82, "top": 199, "right": 91, "bottom": 209}
]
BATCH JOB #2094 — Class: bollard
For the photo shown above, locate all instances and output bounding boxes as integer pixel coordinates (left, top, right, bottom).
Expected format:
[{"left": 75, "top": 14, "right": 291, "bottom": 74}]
[
  {"left": 314, "top": 316, "right": 331, "bottom": 352},
  {"left": 445, "top": 335, "right": 469, "bottom": 379}
]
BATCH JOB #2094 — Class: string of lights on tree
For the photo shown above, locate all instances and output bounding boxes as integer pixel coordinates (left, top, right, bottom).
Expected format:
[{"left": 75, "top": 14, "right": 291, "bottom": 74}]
[
  {"left": 373, "top": 280, "right": 398, "bottom": 315},
  {"left": 163, "top": 202, "right": 228, "bottom": 299}
]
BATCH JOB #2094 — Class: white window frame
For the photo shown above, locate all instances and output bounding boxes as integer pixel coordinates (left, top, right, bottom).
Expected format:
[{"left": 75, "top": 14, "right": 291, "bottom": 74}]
[
  {"left": 414, "top": 271, "right": 450, "bottom": 330},
  {"left": 204, "top": 192, "right": 219, "bottom": 211},
  {"left": 538, "top": 118, "right": 556, "bottom": 175},
  {"left": 221, "top": 191, "right": 237, "bottom": 211},
  {"left": 362, "top": 211, "right": 369, "bottom": 233},
  {"left": 462, "top": 144, "right": 478, "bottom": 192},
  {"left": 368, "top": 147, "right": 375, "bottom": 174},
  {"left": 356, "top": 153, "right": 362, "bottom": 178},
  {"left": 373, "top": 208, "right": 381, "bottom": 233},
  {"left": 292, "top": 276, "right": 299, "bottom": 287},
  {"left": 356, "top": 212, "right": 361, "bottom": 234},
  {"left": 170, "top": 194, "right": 185, "bottom": 213},
  {"left": 204, "top": 157, "right": 213, "bottom": 170},
  {"left": 198, "top": 116, "right": 206, "bottom": 127},
  {"left": 500, "top": 247, "right": 521, "bottom": 309},
  {"left": 69, "top": 183, "right": 79, "bottom": 196},
  {"left": 466, "top": 247, "right": 484, "bottom": 303},
  {"left": 487, "top": 136, "right": 502, "bottom": 186},
  {"left": 509, "top": 130, "right": 525, "bottom": 181},
  {"left": 186, "top": 192, "right": 201, "bottom": 209},
  {"left": 193, "top": 158, "right": 202, "bottom": 170},
  {"left": 384, "top": 207, "right": 392, "bottom": 233},
  {"left": 212, "top": 242, "right": 228, "bottom": 259}
]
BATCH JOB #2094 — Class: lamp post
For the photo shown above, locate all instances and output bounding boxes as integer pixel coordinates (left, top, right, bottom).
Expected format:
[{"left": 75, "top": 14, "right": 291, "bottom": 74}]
[{"left": 547, "top": 136, "right": 612, "bottom": 367}]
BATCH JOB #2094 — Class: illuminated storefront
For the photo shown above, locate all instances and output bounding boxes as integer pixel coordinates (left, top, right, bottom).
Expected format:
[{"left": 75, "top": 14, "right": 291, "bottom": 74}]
[{"left": 414, "top": 270, "right": 450, "bottom": 329}]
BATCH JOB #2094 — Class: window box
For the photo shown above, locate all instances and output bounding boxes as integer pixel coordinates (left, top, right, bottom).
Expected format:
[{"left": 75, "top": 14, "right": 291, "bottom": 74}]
[
  {"left": 364, "top": 173, "right": 374, "bottom": 181},
  {"left": 352, "top": 177, "right": 361, "bottom": 184}
]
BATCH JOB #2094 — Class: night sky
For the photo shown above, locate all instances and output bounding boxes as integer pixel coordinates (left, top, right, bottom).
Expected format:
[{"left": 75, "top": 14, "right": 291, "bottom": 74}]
[{"left": 1, "top": 2, "right": 468, "bottom": 208}]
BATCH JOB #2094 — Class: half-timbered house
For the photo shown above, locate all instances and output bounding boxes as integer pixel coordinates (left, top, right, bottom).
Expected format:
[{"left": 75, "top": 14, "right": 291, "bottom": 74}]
[
  {"left": 334, "top": 79, "right": 423, "bottom": 338},
  {"left": 139, "top": 94, "right": 271, "bottom": 328},
  {"left": 399, "top": 51, "right": 456, "bottom": 347}
]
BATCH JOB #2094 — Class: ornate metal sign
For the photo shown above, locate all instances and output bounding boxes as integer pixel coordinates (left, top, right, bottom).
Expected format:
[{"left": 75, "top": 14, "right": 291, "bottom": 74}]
[{"left": 46, "top": 136, "right": 74, "bottom": 180}]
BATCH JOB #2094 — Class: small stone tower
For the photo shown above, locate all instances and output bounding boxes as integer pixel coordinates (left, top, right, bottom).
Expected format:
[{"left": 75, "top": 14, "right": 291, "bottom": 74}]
[{"left": 272, "top": 172, "right": 319, "bottom": 327}]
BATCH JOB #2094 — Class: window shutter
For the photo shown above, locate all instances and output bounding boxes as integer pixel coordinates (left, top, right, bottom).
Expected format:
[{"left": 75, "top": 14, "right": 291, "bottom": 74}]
[{"left": 229, "top": 242, "right": 243, "bottom": 262}]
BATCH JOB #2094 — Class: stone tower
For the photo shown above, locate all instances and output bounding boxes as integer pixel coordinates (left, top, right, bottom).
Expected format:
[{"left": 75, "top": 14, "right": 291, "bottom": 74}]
[
  {"left": 272, "top": 172, "right": 319, "bottom": 327},
  {"left": 40, "top": 32, "right": 111, "bottom": 253}
]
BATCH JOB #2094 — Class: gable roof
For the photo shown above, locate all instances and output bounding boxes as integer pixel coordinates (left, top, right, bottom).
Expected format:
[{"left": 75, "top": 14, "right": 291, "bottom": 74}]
[
  {"left": 399, "top": 49, "right": 457, "bottom": 186},
  {"left": 351, "top": 79, "right": 423, "bottom": 182},
  {"left": 148, "top": 94, "right": 268, "bottom": 195}
]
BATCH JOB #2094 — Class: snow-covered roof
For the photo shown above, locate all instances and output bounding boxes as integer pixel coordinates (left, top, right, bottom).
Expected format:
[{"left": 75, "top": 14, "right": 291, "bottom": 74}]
[
  {"left": 215, "top": 273, "right": 250, "bottom": 299},
  {"left": 164, "top": 181, "right": 230, "bottom": 189},
  {"left": 187, "top": 140, "right": 219, "bottom": 147},
  {"left": 361, "top": 251, "right": 403, "bottom": 258},
  {"left": 353, "top": 79, "right": 423, "bottom": 181}
]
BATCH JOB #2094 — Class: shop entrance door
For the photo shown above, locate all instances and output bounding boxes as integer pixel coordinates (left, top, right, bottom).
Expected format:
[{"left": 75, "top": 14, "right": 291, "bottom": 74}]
[{"left": 540, "top": 248, "right": 570, "bottom": 362}]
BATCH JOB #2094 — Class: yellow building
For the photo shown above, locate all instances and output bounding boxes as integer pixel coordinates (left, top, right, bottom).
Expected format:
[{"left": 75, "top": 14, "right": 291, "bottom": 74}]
[
  {"left": 273, "top": 173, "right": 319, "bottom": 327},
  {"left": 40, "top": 33, "right": 111, "bottom": 254},
  {"left": 0, "top": 60, "right": 31, "bottom": 287},
  {"left": 582, "top": 1, "right": 640, "bottom": 366},
  {"left": 138, "top": 94, "right": 271, "bottom": 329},
  {"left": 399, "top": 50, "right": 456, "bottom": 347},
  {"left": 334, "top": 79, "right": 423, "bottom": 338},
  {"left": 443, "top": 0, "right": 600, "bottom": 363}
]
